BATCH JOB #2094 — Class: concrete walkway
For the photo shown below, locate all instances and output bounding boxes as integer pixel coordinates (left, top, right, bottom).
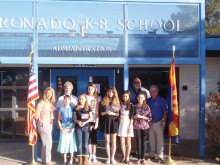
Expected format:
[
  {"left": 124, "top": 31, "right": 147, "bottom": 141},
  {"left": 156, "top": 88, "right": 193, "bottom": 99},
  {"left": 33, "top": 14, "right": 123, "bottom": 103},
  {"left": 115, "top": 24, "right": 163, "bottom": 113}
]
[{"left": 0, "top": 140, "right": 218, "bottom": 165}]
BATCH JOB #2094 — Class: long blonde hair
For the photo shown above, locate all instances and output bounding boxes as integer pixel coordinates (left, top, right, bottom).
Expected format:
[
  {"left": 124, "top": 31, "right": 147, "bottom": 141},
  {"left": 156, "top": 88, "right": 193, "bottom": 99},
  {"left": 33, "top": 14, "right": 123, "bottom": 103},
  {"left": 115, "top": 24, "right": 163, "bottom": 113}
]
[
  {"left": 87, "top": 83, "right": 98, "bottom": 102},
  {"left": 75, "top": 93, "right": 90, "bottom": 111},
  {"left": 42, "top": 87, "right": 56, "bottom": 105},
  {"left": 101, "top": 87, "right": 120, "bottom": 106}
]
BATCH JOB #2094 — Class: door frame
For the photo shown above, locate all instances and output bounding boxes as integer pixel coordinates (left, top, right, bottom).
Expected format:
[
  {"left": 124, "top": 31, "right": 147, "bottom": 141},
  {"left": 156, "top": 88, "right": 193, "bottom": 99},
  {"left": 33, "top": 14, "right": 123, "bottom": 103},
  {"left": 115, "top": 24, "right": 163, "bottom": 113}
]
[{"left": 50, "top": 68, "right": 115, "bottom": 141}]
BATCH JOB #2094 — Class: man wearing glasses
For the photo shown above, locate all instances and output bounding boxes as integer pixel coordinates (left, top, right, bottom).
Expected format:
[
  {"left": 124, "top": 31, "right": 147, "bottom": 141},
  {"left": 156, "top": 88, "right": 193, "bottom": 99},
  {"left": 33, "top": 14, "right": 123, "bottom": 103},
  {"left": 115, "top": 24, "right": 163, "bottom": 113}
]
[
  {"left": 129, "top": 77, "right": 151, "bottom": 160},
  {"left": 129, "top": 77, "right": 151, "bottom": 104}
]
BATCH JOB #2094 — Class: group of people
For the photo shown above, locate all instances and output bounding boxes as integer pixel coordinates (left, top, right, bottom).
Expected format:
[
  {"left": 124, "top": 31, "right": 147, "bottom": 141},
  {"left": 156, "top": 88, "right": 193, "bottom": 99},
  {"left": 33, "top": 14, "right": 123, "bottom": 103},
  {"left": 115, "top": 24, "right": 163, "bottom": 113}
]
[{"left": 35, "top": 77, "right": 168, "bottom": 165}]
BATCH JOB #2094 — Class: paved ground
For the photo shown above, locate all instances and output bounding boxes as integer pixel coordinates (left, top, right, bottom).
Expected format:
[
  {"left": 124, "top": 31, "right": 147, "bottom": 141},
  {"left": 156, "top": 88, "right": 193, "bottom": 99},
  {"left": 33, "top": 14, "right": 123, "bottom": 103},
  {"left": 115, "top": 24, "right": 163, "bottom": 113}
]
[{"left": 0, "top": 139, "right": 219, "bottom": 165}]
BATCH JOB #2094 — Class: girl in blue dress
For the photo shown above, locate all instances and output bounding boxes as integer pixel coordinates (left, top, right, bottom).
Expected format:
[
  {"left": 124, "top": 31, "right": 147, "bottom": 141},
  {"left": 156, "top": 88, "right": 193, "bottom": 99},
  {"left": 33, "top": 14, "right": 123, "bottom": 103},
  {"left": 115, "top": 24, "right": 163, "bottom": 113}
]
[{"left": 57, "top": 95, "right": 77, "bottom": 165}]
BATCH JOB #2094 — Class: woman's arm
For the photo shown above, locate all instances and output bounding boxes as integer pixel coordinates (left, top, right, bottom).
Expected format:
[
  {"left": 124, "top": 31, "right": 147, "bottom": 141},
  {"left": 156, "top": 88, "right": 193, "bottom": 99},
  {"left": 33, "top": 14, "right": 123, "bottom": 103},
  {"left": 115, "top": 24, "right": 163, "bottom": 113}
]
[
  {"left": 94, "top": 102, "right": 100, "bottom": 129},
  {"left": 35, "top": 100, "right": 43, "bottom": 122},
  {"left": 100, "top": 105, "right": 108, "bottom": 116},
  {"left": 73, "top": 111, "right": 78, "bottom": 124},
  {"left": 57, "top": 113, "right": 64, "bottom": 133}
]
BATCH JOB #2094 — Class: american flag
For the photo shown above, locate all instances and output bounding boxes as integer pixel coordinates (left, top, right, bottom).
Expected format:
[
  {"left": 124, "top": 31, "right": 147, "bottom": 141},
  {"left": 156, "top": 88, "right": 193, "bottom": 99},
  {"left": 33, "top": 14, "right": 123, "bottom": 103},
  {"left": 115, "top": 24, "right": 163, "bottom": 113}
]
[{"left": 25, "top": 49, "right": 39, "bottom": 146}]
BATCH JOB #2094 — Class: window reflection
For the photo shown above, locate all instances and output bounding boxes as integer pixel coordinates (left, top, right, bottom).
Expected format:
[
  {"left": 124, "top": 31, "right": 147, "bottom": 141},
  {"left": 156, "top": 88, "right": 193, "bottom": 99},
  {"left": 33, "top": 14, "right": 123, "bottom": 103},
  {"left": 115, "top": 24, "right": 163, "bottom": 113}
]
[
  {"left": 0, "top": 71, "right": 13, "bottom": 86},
  {"left": 0, "top": 111, "right": 12, "bottom": 138},
  {"left": 0, "top": 89, "right": 12, "bottom": 108},
  {"left": 16, "top": 110, "right": 26, "bottom": 138},
  {"left": 16, "top": 89, "right": 28, "bottom": 108},
  {"left": 15, "top": 70, "right": 29, "bottom": 86}
]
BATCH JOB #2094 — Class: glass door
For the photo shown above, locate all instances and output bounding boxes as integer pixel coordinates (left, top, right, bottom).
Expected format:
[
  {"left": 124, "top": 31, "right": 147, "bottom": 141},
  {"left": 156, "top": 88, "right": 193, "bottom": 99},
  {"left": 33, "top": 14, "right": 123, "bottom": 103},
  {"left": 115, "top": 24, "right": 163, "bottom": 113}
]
[{"left": 51, "top": 69, "right": 114, "bottom": 141}]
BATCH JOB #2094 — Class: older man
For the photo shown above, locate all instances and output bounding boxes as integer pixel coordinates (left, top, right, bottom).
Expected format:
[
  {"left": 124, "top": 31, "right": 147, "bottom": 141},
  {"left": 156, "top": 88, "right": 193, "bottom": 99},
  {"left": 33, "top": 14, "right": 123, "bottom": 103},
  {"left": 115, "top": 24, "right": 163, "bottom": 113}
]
[
  {"left": 129, "top": 77, "right": 151, "bottom": 104},
  {"left": 147, "top": 85, "right": 168, "bottom": 164}
]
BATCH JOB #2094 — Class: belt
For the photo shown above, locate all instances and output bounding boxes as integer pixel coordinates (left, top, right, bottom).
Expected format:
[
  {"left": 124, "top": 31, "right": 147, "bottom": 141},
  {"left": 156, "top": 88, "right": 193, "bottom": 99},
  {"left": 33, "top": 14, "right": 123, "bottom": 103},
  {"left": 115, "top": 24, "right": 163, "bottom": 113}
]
[{"left": 151, "top": 118, "right": 162, "bottom": 123}]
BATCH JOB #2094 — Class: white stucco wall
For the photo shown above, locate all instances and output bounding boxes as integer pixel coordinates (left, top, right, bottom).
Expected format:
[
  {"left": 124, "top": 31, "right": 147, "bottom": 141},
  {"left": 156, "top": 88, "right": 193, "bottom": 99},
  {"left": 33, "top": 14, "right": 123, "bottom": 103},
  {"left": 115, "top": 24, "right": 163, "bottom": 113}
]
[
  {"left": 179, "top": 65, "right": 200, "bottom": 139},
  {"left": 178, "top": 57, "right": 220, "bottom": 139}
]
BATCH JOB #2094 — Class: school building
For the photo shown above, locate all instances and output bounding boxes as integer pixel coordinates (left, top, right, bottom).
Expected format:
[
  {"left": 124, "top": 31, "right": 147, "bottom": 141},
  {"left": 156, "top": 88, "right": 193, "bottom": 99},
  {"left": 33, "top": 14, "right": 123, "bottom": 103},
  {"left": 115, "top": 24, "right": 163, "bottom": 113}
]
[{"left": 0, "top": 0, "right": 219, "bottom": 157}]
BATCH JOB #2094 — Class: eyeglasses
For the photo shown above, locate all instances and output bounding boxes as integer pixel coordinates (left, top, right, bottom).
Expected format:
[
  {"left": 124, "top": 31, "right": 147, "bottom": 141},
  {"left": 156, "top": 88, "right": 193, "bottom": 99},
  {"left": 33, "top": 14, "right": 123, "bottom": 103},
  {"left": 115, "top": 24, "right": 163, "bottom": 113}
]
[{"left": 134, "top": 81, "right": 140, "bottom": 84}]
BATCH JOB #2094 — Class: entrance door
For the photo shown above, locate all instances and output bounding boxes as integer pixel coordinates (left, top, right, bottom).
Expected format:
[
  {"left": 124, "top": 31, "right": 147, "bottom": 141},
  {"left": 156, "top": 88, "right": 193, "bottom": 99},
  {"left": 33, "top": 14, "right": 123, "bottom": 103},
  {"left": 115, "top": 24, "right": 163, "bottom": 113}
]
[{"left": 51, "top": 69, "right": 114, "bottom": 141}]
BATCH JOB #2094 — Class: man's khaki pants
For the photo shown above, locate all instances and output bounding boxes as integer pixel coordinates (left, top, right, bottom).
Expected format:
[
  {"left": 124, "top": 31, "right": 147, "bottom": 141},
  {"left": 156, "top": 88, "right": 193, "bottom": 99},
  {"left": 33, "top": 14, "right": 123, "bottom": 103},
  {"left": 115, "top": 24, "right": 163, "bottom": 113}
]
[{"left": 149, "top": 121, "right": 164, "bottom": 159}]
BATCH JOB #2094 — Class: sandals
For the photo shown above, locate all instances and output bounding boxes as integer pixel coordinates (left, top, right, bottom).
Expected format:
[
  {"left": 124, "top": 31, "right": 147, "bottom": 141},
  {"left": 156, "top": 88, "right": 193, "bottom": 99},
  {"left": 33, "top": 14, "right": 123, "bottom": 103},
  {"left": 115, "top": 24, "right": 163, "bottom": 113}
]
[{"left": 136, "top": 159, "right": 141, "bottom": 164}]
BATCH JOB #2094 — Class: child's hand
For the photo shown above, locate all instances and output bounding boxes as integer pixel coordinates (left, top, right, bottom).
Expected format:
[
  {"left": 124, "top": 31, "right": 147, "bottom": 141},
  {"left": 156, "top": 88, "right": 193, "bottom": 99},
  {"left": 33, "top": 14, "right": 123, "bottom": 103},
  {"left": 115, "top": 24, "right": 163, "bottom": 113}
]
[
  {"left": 128, "top": 127, "right": 132, "bottom": 134},
  {"left": 61, "top": 129, "right": 65, "bottom": 134},
  {"left": 94, "top": 123, "right": 98, "bottom": 130},
  {"left": 69, "top": 128, "right": 74, "bottom": 133}
]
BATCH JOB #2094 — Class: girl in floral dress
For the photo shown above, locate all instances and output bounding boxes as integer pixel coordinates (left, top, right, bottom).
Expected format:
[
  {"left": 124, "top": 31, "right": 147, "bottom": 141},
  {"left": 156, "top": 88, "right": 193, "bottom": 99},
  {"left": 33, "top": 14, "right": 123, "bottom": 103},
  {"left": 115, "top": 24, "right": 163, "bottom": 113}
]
[{"left": 133, "top": 92, "right": 152, "bottom": 164}]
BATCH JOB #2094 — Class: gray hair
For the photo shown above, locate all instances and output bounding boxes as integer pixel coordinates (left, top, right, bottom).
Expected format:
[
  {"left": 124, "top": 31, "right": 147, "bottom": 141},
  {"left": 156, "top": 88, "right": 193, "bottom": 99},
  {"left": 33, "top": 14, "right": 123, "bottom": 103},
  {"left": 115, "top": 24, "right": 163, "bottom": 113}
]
[
  {"left": 63, "top": 81, "right": 74, "bottom": 90},
  {"left": 150, "top": 85, "right": 159, "bottom": 91}
]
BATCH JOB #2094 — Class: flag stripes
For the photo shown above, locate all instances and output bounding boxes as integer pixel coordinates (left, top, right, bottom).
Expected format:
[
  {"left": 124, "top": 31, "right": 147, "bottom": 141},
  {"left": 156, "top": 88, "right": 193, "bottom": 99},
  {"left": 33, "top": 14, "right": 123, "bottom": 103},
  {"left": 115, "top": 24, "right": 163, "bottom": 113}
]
[
  {"left": 25, "top": 49, "right": 39, "bottom": 146},
  {"left": 168, "top": 57, "right": 179, "bottom": 143}
]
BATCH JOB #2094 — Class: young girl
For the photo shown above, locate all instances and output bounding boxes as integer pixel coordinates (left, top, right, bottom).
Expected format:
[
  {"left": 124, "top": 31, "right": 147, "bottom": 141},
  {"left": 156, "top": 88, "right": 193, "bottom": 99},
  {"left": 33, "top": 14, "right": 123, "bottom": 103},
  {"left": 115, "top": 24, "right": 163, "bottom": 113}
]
[
  {"left": 133, "top": 92, "right": 152, "bottom": 164},
  {"left": 86, "top": 83, "right": 101, "bottom": 163},
  {"left": 74, "top": 94, "right": 92, "bottom": 165},
  {"left": 100, "top": 87, "right": 120, "bottom": 164},
  {"left": 57, "top": 95, "right": 77, "bottom": 165},
  {"left": 118, "top": 90, "right": 134, "bottom": 164}
]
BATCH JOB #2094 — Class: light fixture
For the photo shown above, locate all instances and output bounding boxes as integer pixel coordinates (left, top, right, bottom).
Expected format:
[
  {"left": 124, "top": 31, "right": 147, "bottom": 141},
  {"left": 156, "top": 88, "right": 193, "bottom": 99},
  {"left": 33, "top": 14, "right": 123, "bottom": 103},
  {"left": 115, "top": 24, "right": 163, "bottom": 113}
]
[{"left": 117, "top": 66, "right": 120, "bottom": 74}]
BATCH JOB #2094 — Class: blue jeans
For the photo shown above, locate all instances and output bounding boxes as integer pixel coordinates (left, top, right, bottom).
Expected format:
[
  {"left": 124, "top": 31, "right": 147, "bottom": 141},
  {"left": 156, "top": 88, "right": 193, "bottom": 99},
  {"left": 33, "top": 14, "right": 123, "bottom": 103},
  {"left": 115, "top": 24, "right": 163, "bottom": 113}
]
[{"left": 75, "top": 126, "right": 90, "bottom": 156}]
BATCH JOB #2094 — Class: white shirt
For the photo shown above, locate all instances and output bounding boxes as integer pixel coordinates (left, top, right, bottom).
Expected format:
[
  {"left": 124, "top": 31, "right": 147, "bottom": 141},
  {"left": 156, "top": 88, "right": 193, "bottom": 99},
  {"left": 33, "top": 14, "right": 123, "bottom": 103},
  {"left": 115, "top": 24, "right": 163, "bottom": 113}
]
[
  {"left": 86, "top": 95, "right": 101, "bottom": 123},
  {"left": 56, "top": 94, "right": 78, "bottom": 109}
]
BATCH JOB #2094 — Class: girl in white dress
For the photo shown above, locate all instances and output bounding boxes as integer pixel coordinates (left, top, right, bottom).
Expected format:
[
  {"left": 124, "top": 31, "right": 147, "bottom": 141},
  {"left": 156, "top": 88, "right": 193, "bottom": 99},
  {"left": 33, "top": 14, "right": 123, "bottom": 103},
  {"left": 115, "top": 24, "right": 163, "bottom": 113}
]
[{"left": 118, "top": 90, "right": 134, "bottom": 164}]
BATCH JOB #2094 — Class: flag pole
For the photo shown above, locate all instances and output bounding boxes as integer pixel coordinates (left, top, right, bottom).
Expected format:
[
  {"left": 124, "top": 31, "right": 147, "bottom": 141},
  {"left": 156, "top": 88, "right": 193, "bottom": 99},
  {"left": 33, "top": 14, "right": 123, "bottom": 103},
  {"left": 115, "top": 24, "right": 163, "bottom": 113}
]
[
  {"left": 27, "top": 42, "right": 40, "bottom": 165},
  {"left": 165, "top": 45, "right": 176, "bottom": 165}
]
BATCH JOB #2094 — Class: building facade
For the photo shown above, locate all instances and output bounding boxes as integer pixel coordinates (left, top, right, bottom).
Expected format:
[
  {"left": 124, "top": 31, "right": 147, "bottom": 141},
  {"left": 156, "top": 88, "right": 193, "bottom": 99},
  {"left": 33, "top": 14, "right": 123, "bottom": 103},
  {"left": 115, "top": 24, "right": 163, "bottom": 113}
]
[{"left": 1, "top": 0, "right": 218, "bottom": 157}]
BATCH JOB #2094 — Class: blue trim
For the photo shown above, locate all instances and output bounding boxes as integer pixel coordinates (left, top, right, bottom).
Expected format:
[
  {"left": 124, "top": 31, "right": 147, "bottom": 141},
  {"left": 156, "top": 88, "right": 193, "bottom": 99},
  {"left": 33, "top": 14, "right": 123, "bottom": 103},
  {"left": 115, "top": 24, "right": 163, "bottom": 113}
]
[
  {"left": 124, "top": 63, "right": 129, "bottom": 90},
  {"left": 206, "top": 38, "right": 220, "bottom": 50},
  {"left": 199, "top": 2, "right": 206, "bottom": 157},
  {"left": 1, "top": 0, "right": 204, "bottom": 3},
  {"left": 0, "top": 57, "right": 202, "bottom": 65}
]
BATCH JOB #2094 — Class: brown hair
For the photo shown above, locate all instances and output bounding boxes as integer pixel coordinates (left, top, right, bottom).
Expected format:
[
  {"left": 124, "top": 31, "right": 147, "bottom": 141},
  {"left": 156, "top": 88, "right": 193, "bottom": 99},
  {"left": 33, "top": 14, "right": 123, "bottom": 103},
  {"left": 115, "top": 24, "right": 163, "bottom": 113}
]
[
  {"left": 64, "top": 95, "right": 71, "bottom": 100},
  {"left": 42, "top": 87, "right": 56, "bottom": 105},
  {"left": 75, "top": 93, "right": 90, "bottom": 111},
  {"left": 87, "top": 83, "right": 98, "bottom": 102},
  {"left": 137, "top": 92, "right": 147, "bottom": 109},
  {"left": 121, "top": 90, "right": 131, "bottom": 110},
  {"left": 101, "top": 86, "right": 120, "bottom": 106}
]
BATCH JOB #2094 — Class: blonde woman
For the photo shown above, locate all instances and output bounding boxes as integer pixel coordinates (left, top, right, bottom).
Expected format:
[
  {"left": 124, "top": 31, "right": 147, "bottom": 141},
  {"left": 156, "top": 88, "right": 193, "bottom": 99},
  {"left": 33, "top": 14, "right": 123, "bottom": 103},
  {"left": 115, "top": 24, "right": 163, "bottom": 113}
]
[
  {"left": 100, "top": 87, "right": 120, "bottom": 164},
  {"left": 36, "top": 87, "right": 56, "bottom": 165},
  {"left": 73, "top": 94, "right": 92, "bottom": 165}
]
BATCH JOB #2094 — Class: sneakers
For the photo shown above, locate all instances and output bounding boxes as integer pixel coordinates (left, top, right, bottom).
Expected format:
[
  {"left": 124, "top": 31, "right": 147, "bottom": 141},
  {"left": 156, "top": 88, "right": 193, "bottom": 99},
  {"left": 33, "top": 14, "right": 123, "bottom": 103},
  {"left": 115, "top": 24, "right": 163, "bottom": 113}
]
[
  {"left": 92, "top": 154, "right": 97, "bottom": 163},
  {"left": 88, "top": 155, "right": 92, "bottom": 163},
  {"left": 88, "top": 154, "right": 98, "bottom": 163},
  {"left": 111, "top": 159, "right": 117, "bottom": 164},
  {"left": 106, "top": 158, "right": 111, "bottom": 164}
]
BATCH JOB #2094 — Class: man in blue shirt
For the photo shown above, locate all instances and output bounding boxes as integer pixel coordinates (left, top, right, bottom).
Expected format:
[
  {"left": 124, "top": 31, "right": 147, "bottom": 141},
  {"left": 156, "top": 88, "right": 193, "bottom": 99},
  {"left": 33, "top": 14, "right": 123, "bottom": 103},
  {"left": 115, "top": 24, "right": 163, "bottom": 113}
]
[
  {"left": 129, "top": 77, "right": 151, "bottom": 104},
  {"left": 147, "top": 85, "right": 168, "bottom": 164}
]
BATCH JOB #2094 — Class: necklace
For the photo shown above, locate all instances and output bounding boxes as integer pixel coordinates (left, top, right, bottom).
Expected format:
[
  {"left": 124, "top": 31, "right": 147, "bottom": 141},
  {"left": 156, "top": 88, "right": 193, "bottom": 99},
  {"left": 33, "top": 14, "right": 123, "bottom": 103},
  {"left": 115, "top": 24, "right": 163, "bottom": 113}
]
[{"left": 65, "top": 107, "right": 71, "bottom": 122}]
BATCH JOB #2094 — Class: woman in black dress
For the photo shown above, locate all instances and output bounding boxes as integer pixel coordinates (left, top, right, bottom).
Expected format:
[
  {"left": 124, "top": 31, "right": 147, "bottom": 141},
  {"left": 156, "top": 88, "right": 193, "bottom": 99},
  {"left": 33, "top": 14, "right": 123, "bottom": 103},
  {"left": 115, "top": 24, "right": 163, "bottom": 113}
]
[{"left": 100, "top": 87, "right": 120, "bottom": 164}]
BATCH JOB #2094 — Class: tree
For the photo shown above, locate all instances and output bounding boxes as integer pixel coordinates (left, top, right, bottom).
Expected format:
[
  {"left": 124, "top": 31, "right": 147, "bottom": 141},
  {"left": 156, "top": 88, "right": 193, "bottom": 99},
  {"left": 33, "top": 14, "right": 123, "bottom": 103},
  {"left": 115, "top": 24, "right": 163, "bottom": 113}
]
[{"left": 205, "top": 0, "right": 220, "bottom": 35}]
